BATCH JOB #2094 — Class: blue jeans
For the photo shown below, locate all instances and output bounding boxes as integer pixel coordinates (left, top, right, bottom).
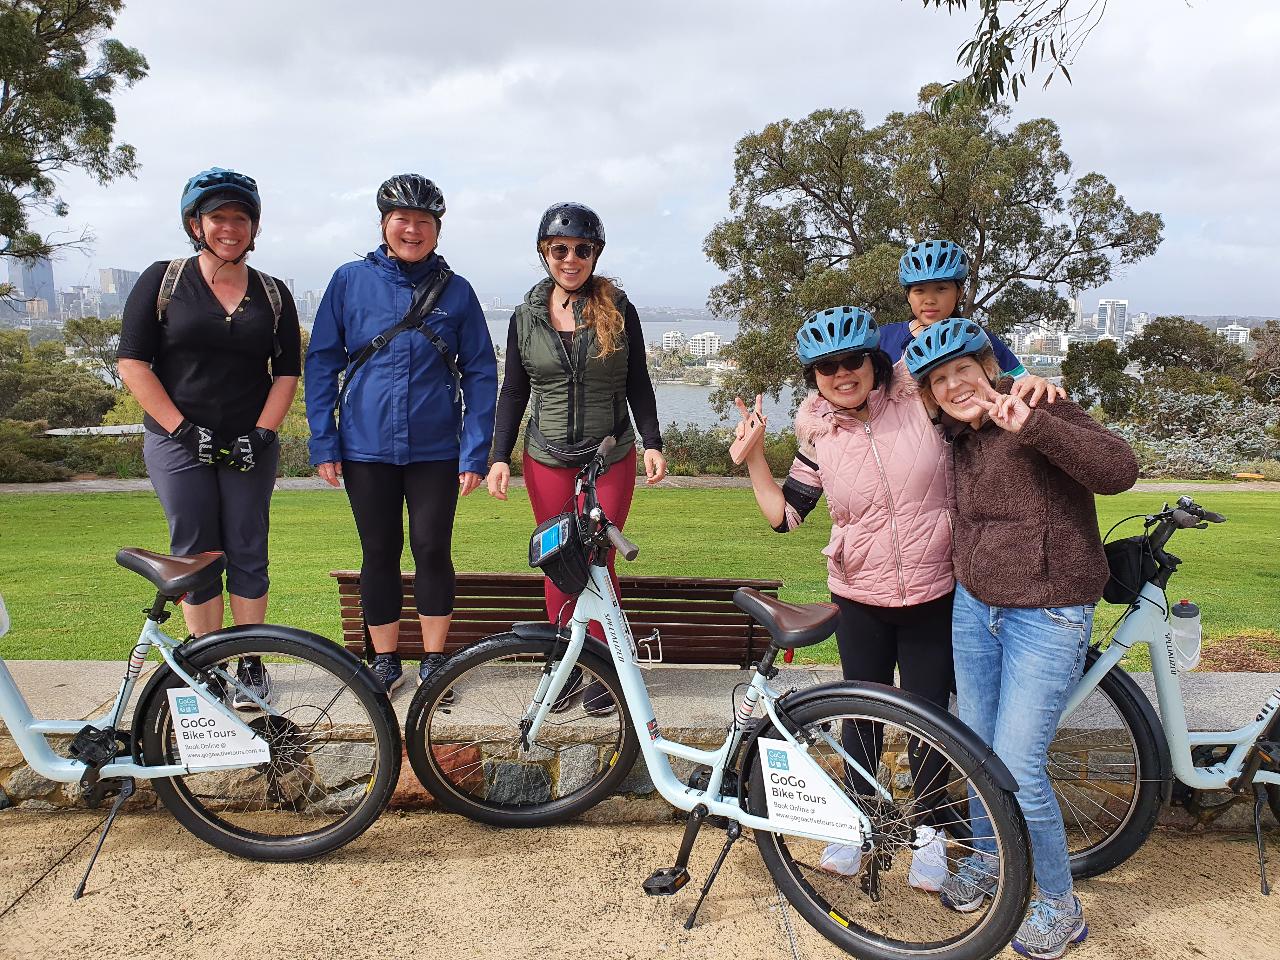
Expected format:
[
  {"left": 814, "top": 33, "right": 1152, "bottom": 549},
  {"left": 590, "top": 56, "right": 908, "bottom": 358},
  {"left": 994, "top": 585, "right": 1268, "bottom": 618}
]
[{"left": 953, "top": 582, "right": 1092, "bottom": 900}]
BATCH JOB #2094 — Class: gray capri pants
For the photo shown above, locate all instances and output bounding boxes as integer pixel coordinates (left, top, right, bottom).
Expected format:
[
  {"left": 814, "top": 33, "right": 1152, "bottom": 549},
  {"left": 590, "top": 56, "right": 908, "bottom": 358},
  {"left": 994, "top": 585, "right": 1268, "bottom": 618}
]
[{"left": 142, "top": 431, "right": 280, "bottom": 605}]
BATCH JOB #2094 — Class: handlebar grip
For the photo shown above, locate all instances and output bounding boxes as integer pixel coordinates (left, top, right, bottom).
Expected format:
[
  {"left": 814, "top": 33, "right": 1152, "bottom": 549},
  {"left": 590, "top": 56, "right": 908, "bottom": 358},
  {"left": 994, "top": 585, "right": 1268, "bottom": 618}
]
[
  {"left": 606, "top": 525, "right": 640, "bottom": 562},
  {"left": 1170, "top": 508, "right": 1203, "bottom": 529},
  {"left": 597, "top": 436, "right": 617, "bottom": 459},
  {"left": 1202, "top": 510, "right": 1227, "bottom": 523}
]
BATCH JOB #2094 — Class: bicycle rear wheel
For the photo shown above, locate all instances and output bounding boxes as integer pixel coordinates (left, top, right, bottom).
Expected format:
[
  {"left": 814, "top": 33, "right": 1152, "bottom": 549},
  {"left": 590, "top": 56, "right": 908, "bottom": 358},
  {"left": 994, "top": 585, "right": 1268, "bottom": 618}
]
[
  {"left": 137, "top": 632, "right": 400, "bottom": 861},
  {"left": 747, "top": 692, "right": 1031, "bottom": 960},
  {"left": 405, "top": 633, "right": 640, "bottom": 826},
  {"left": 1047, "top": 652, "right": 1167, "bottom": 879}
]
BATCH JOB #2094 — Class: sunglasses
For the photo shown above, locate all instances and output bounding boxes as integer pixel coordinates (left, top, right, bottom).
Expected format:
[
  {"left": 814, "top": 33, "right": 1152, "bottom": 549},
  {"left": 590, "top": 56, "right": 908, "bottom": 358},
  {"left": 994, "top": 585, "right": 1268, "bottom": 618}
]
[
  {"left": 548, "top": 242, "right": 597, "bottom": 262},
  {"left": 813, "top": 352, "right": 870, "bottom": 377}
]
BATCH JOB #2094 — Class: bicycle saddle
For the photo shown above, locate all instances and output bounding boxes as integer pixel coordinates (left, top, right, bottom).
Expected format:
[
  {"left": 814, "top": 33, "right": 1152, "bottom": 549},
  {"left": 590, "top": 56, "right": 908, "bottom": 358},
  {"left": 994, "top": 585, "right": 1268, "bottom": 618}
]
[
  {"left": 115, "top": 548, "right": 226, "bottom": 597},
  {"left": 733, "top": 587, "right": 838, "bottom": 649}
]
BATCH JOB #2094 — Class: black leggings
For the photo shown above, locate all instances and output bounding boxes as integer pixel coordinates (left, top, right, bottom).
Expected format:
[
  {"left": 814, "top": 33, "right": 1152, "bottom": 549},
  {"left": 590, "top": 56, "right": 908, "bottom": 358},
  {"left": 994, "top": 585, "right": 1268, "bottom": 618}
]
[
  {"left": 833, "top": 592, "right": 956, "bottom": 829},
  {"left": 343, "top": 459, "right": 460, "bottom": 625}
]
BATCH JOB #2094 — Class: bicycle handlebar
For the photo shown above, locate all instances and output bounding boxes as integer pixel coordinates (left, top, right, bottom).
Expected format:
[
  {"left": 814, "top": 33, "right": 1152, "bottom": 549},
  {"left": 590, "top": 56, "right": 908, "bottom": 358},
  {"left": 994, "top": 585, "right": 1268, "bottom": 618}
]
[{"left": 606, "top": 525, "right": 640, "bottom": 562}]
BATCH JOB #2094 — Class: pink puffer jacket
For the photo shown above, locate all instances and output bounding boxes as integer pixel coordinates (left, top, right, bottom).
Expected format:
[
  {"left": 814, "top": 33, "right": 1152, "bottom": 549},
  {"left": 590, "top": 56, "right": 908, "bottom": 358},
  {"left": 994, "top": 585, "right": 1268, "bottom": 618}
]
[{"left": 782, "top": 363, "right": 954, "bottom": 607}]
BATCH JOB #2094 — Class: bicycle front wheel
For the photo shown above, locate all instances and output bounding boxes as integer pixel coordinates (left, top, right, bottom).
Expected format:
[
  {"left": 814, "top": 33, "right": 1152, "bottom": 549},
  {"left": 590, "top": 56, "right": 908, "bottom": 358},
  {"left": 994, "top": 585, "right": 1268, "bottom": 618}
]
[
  {"left": 1047, "top": 653, "right": 1167, "bottom": 879},
  {"left": 746, "top": 692, "right": 1031, "bottom": 960},
  {"left": 405, "top": 633, "right": 640, "bottom": 827},
  {"left": 138, "top": 633, "right": 400, "bottom": 861}
]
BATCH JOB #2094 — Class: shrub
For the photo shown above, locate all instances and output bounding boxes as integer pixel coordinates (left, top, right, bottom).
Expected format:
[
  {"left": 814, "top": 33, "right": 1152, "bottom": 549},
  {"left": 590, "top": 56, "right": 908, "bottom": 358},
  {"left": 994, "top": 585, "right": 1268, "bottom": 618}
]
[{"left": 0, "top": 420, "right": 70, "bottom": 482}]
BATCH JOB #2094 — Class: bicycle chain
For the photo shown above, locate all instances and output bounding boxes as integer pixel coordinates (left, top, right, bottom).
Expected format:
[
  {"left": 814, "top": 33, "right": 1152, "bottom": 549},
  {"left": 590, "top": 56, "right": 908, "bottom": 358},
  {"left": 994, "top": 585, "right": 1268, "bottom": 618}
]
[{"left": 772, "top": 883, "right": 805, "bottom": 960}]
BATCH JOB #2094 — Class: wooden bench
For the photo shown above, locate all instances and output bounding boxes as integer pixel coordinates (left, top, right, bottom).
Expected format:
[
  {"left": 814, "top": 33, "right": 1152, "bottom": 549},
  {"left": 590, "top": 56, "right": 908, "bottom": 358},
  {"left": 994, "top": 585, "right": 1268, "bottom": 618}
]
[{"left": 330, "top": 571, "right": 783, "bottom": 668}]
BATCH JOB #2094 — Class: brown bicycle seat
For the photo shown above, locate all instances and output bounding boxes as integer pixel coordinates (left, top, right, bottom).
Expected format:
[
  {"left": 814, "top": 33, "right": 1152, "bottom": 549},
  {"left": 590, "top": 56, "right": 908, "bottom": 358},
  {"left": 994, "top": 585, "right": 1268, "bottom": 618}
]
[
  {"left": 115, "top": 548, "right": 226, "bottom": 597},
  {"left": 733, "top": 587, "right": 839, "bottom": 650}
]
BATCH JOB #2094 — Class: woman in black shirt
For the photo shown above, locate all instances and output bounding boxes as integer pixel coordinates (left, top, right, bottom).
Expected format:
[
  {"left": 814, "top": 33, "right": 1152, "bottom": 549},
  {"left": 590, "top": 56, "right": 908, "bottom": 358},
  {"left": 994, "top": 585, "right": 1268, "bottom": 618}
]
[{"left": 117, "top": 168, "right": 301, "bottom": 707}]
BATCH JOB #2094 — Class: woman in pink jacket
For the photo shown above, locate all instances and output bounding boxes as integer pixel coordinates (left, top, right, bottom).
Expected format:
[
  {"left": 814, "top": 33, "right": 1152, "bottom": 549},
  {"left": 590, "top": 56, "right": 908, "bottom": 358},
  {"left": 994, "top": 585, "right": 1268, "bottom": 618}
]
[{"left": 736, "top": 306, "right": 956, "bottom": 885}]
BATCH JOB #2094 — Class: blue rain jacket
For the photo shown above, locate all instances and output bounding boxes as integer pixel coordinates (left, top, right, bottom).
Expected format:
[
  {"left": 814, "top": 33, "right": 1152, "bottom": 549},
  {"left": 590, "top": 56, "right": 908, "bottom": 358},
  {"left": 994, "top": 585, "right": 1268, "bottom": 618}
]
[{"left": 305, "top": 247, "right": 497, "bottom": 473}]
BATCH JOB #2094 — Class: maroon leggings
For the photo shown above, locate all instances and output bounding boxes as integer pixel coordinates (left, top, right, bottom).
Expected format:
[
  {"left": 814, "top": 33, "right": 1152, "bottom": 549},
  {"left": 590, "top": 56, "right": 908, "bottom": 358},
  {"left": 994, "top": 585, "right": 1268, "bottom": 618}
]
[{"left": 523, "top": 446, "right": 637, "bottom": 639}]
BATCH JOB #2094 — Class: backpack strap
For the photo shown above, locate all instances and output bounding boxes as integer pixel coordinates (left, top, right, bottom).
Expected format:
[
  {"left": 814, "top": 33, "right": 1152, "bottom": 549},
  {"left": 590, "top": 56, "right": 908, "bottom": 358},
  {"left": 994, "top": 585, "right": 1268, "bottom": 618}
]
[
  {"left": 250, "top": 268, "right": 283, "bottom": 357},
  {"left": 155, "top": 258, "right": 188, "bottom": 323},
  {"left": 335, "top": 269, "right": 455, "bottom": 415}
]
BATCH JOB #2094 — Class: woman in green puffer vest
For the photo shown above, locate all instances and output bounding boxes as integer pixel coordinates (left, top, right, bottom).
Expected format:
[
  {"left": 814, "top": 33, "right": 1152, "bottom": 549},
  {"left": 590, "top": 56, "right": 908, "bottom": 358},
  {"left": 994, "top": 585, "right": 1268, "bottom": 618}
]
[{"left": 487, "top": 202, "right": 666, "bottom": 716}]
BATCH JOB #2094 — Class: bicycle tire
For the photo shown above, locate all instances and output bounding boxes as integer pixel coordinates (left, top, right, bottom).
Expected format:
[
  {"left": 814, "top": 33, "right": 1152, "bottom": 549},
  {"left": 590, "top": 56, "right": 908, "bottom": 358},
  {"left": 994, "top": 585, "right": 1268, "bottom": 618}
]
[
  {"left": 746, "top": 693, "right": 1032, "bottom": 960},
  {"left": 405, "top": 633, "right": 640, "bottom": 827},
  {"left": 138, "top": 633, "right": 400, "bottom": 861},
  {"left": 1048, "top": 653, "right": 1168, "bottom": 879}
]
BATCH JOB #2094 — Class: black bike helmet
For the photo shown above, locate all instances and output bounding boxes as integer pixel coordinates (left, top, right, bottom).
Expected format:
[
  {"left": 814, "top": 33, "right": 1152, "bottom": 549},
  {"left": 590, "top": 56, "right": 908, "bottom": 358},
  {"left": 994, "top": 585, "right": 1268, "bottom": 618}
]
[
  {"left": 537, "top": 202, "right": 605, "bottom": 251},
  {"left": 376, "top": 174, "right": 446, "bottom": 218}
]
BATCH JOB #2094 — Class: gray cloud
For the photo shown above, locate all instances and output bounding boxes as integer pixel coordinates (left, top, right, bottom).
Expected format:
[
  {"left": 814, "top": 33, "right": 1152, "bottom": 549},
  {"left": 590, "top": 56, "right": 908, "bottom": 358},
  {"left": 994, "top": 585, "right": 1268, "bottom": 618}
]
[{"left": 35, "top": 0, "right": 1280, "bottom": 317}]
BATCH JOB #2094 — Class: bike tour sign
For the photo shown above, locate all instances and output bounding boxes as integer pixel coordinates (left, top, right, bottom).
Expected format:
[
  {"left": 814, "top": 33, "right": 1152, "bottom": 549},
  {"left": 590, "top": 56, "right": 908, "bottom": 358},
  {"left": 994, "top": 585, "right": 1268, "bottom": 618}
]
[
  {"left": 166, "top": 687, "right": 272, "bottom": 769},
  {"left": 757, "top": 736, "right": 865, "bottom": 844}
]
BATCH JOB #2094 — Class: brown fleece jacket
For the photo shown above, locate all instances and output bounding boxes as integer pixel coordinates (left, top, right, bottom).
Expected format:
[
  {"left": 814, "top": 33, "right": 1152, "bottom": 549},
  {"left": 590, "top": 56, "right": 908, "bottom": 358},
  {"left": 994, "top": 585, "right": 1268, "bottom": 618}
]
[{"left": 948, "top": 385, "right": 1139, "bottom": 608}]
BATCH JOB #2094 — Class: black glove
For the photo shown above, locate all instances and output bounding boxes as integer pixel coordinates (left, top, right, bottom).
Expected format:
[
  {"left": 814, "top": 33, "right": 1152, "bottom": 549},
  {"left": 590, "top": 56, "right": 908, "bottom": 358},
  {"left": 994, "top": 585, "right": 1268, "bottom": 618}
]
[
  {"left": 223, "top": 427, "right": 276, "bottom": 473},
  {"left": 169, "top": 420, "right": 219, "bottom": 466}
]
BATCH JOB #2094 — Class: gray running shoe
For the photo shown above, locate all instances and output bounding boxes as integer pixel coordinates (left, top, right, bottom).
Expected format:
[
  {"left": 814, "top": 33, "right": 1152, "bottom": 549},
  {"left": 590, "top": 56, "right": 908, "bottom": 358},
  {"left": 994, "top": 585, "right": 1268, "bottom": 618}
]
[
  {"left": 371, "top": 652, "right": 406, "bottom": 694},
  {"left": 231, "top": 657, "right": 274, "bottom": 711},
  {"left": 419, "top": 653, "right": 456, "bottom": 705},
  {"left": 1012, "top": 895, "right": 1087, "bottom": 959},
  {"left": 938, "top": 854, "right": 999, "bottom": 913}
]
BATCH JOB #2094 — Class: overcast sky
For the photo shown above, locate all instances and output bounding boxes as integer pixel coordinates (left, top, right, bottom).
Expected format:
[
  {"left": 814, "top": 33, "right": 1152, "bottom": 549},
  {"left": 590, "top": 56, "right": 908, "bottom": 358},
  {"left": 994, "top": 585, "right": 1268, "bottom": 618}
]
[{"left": 32, "top": 0, "right": 1280, "bottom": 317}]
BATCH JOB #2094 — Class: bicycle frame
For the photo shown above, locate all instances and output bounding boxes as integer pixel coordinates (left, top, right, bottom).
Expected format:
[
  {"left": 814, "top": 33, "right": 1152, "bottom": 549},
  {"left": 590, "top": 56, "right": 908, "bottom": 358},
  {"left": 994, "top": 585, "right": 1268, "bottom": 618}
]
[
  {"left": 0, "top": 611, "right": 270, "bottom": 784},
  {"left": 1061, "top": 580, "right": 1280, "bottom": 791},
  {"left": 519, "top": 564, "right": 882, "bottom": 847}
]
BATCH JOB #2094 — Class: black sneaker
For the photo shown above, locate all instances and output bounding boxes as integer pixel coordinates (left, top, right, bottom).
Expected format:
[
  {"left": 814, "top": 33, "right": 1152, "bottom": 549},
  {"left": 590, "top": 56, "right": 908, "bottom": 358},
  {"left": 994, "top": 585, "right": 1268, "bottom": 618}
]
[
  {"left": 371, "top": 652, "right": 406, "bottom": 694},
  {"left": 232, "top": 657, "right": 274, "bottom": 711},
  {"left": 581, "top": 678, "right": 617, "bottom": 717},
  {"left": 548, "top": 665, "right": 586, "bottom": 713},
  {"left": 419, "top": 653, "right": 456, "bottom": 705}
]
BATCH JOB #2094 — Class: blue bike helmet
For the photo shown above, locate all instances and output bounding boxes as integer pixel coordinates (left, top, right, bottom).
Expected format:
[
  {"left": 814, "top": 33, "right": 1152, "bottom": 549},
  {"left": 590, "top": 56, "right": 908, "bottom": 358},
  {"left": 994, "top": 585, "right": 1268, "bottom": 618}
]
[
  {"left": 899, "top": 240, "right": 970, "bottom": 287},
  {"left": 904, "top": 317, "right": 991, "bottom": 382},
  {"left": 795, "top": 306, "right": 880, "bottom": 366},
  {"left": 180, "top": 168, "right": 261, "bottom": 249}
]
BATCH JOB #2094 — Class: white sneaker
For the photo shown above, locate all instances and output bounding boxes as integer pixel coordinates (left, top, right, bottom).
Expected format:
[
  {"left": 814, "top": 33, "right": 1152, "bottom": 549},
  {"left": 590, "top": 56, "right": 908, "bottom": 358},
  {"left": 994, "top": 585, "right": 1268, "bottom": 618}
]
[
  {"left": 909, "top": 826, "right": 948, "bottom": 892},
  {"left": 818, "top": 842, "right": 863, "bottom": 876}
]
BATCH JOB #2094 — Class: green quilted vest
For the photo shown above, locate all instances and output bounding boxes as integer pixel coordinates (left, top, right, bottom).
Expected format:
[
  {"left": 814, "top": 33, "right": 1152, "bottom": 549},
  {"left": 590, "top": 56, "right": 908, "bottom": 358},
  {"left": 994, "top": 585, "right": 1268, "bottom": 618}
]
[{"left": 514, "top": 278, "right": 636, "bottom": 468}]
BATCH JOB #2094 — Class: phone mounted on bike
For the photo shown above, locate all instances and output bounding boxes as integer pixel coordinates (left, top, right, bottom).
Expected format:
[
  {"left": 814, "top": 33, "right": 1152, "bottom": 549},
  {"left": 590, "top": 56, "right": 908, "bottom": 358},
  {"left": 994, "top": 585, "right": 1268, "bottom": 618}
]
[{"left": 528, "top": 513, "right": 591, "bottom": 594}]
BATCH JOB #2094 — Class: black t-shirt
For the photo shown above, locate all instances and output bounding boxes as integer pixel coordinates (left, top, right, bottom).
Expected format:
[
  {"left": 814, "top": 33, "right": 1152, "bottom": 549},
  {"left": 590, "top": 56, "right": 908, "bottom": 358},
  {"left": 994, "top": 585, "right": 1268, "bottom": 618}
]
[{"left": 117, "top": 259, "right": 302, "bottom": 437}]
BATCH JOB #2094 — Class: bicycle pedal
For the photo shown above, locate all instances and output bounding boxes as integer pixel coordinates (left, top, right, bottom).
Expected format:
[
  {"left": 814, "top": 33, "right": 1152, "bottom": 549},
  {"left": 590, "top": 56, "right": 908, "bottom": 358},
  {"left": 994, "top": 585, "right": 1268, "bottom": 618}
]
[
  {"left": 643, "top": 867, "right": 691, "bottom": 896},
  {"left": 69, "top": 725, "right": 118, "bottom": 769}
]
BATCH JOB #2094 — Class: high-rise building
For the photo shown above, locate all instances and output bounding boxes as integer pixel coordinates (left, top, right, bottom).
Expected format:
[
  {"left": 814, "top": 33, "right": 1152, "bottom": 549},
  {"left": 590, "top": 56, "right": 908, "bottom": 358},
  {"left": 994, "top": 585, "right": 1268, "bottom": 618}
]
[
  {"left": 99, "top": 268, "right": 140, "bottom": 300},
  {"left": 687, "top": 332, "right": 723, "bottom": 359},
  {"left": 1097, "top": 299, "right": 1128, "bottom": 337},
  {"left": 1217, "top": 323, "right": 1251, "bottom": 346},
  {"left": 662, "top": 330, "right": 686, "bottom": 351},
  {"left": 8, "top": 257, "right": 56, "bottom": 305}
]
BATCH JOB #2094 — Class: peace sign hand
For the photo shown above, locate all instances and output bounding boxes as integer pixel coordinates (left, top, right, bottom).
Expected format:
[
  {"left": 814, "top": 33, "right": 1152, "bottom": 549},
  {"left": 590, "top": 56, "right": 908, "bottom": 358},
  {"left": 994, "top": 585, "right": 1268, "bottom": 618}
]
[
  {"left": 971, "top": 381, "right": 1032, "bottom": 433},
  {"left": 730, "top": 394, "right": 768, "bottom": 465}
]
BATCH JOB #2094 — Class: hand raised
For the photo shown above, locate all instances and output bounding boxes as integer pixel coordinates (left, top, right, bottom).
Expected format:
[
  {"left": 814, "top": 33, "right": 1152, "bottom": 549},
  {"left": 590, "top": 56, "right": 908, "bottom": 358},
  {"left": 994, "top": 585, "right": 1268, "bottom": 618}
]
[{"left": 972, "top": 381, "right": 1031, "bottom": 433}]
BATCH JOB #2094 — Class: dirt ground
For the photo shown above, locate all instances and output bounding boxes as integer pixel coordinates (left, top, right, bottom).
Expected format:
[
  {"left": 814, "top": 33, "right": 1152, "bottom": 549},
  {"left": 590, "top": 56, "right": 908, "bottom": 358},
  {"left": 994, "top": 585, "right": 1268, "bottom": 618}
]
[{"left": 0, "top": 811, "right": 1276, "bottom": 960}]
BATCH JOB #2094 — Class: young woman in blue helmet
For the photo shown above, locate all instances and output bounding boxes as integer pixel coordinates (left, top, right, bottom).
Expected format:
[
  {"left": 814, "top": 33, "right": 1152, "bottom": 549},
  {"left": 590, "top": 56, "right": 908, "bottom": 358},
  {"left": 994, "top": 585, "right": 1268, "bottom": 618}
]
[
  {"left": 735, "top": 306, "right": 956, "bottom": 890},
  {"left": 305, "top": 175, "right": 498, "bottom": 694},
  {"left": 905, "top": 318, "right": 1138, "bottom": 959},
  {"left": 117, "top": 167, "right": 302, "bottom": 706},
  {"left": 882, "top": 240, "right": 1062, "bottom": 406}
]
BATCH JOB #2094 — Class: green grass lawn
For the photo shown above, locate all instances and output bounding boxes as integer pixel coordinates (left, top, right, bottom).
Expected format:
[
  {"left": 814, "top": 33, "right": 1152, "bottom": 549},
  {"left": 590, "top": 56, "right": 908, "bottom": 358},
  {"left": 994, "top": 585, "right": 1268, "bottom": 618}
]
[{"left": 0, "top": 488, "right": 1275, "bottom": 664}]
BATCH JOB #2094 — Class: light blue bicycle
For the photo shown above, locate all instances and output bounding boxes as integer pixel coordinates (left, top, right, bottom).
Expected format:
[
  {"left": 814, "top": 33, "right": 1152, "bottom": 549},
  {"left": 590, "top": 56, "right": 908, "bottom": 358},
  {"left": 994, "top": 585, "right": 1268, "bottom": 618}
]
[
  {"left": 0, "top": 548, "right": 400, "bottom": 896},
  {"left": 407, "top": 440, "right": 1034, "bottom": 960},
  {"left": 1048, "top": 496, "right": 1280, "bottom": 893}
]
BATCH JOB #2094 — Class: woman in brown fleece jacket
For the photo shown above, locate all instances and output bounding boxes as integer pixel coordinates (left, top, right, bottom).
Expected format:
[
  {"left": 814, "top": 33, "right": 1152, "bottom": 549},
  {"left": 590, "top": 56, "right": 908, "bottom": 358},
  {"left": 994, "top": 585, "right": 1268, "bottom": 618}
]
[{"left": 905, "top": 318, "right": 1138, "bottom": 960}]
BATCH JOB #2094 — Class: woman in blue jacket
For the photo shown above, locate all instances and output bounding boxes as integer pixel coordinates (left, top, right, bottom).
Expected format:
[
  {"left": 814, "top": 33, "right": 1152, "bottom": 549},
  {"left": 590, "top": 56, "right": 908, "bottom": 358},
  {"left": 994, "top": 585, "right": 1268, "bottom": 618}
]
[{"left": 305, "top": 174, "right": 498, "bottom": 694}]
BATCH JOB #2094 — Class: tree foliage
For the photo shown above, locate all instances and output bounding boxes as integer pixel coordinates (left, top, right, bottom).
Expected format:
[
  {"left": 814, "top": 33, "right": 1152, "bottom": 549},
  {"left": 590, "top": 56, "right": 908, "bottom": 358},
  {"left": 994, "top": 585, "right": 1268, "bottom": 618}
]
[
  {"left": 1245, "top": 319, "right": 1280, "bottom": 403},
  {"left": 63, "top": 313, "right": 122, "bottom": 387},
  {"left": 0, "top": 0, "right": 148, "bottom": 283},
  {"left": 1125, "top": 316, "right": 1246, "bottom": 378},
  {"left": 0, "top": 331, "right": 115, "bottom": 427},
  {"left": 922, "top": 0, "right": 1108, "bottom": 109},
  {"left": 703, "top": 86, "right": 1163, "bottom": 400},
  {"left": 1060, "top": 339, "right": 1136, "bottom": 418}
]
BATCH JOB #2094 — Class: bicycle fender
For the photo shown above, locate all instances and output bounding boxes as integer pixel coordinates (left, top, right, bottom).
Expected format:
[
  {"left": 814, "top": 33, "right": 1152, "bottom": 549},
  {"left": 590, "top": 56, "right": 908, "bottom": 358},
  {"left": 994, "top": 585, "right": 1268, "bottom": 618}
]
[
  {"left": 738, "top": 681, "right": 1019, "bottom": 795},
  {"left": 130, "top": 624, "right": 364, "bottom": 741},
  {"left": 1083, "top": 646, "right": 1172, "bottom": 802},
  {"left": 509, "top": 621, "right": 614, "bottom": 663}
]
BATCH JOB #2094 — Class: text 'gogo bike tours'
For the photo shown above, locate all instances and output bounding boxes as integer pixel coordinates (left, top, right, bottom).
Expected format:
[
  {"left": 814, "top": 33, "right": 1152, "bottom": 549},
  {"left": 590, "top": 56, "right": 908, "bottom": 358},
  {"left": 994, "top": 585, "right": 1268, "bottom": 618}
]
[
  {"left": 406, "top": 438, "right": 1032, "bottom": 960},
  {"left": 1047, "top": 496, "right": 1280, "bottom": 894},
  {"left": 0, "top": 549, "right": 400, "bottom": 897}
]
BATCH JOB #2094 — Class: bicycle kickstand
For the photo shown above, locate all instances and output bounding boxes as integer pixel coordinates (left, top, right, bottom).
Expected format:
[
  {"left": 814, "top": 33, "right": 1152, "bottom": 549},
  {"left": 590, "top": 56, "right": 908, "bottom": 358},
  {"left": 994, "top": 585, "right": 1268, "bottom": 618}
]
[
  {"left": 684, "top": 822, "right": 742, "bottom": 930},
  {"left": 1253, "top": 784, "right": 1271, "bottom": 896},
  {"left": 73, "top": 778, "right": 135, "bottom": 900}
]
